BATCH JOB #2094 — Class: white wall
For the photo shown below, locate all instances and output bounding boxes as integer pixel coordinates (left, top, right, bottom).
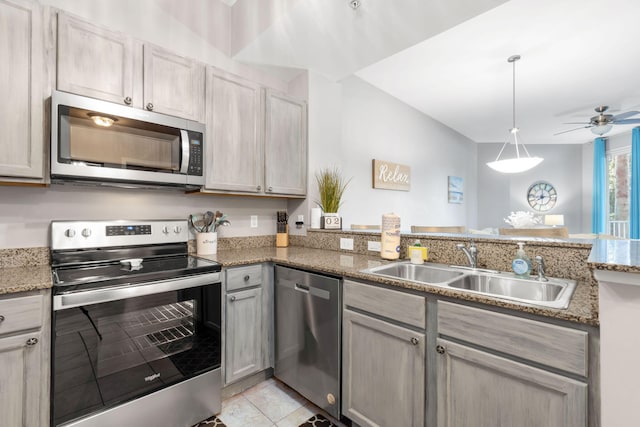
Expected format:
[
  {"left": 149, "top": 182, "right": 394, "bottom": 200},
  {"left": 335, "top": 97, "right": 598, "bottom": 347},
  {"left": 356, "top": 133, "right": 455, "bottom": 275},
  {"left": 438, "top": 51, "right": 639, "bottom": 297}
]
[
  {"left": 303, "top": 74, "right": 478, "bottom": 232},
  {"left": 477, "top": 143, "right": 586, "bottom": 233},
  {"left": 0, "top": 185, "right": 285, "bottom": 248}
]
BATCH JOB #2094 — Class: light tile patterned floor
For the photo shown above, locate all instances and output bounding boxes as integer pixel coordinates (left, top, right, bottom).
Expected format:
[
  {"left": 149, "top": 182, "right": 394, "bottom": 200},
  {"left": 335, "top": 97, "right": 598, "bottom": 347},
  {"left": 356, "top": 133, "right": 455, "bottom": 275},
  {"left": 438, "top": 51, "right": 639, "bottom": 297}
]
[{"left": 217, "top": 378, "right": 345, "bottom": 427}]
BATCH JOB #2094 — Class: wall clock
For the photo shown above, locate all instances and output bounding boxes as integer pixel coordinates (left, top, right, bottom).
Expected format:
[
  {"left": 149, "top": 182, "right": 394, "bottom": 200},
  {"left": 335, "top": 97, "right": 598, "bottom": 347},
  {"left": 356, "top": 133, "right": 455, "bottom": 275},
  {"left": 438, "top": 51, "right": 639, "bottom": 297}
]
[{"left": 527, "top": 181, "right": 557, "bottom": 212}]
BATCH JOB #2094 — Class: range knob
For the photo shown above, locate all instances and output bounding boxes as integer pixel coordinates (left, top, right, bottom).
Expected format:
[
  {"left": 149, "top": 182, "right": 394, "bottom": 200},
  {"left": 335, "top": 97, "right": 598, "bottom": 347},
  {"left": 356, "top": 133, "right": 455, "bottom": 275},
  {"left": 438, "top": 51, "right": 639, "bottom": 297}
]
[
  {"left": 65, "top": 229, "right": 76, "bottom": 238},
  {"left": 162, "top": 226, "right": 170, "bottom": 234},
  {"left": 81, "top": 228, "right": 92, "bottom": 238},
  {"left": 174, "top": 226, "right": 182, "bottom": 234}
]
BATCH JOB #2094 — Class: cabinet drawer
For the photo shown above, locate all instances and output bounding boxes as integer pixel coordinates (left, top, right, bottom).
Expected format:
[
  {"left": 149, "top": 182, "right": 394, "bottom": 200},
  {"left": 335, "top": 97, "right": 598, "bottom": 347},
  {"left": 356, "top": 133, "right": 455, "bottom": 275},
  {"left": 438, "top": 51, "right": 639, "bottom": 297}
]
[
  {"left": 344, "top": 280, "right": 426, "bottom": 329},
  {"left": 0, "top": 294, "right": 43, "bottom": 336},
  {"left": 437, "top": 301, "right": 588, "bottom": 376},
  {"left": 226, "top": 264, "right": 263, "bottom": 291}
]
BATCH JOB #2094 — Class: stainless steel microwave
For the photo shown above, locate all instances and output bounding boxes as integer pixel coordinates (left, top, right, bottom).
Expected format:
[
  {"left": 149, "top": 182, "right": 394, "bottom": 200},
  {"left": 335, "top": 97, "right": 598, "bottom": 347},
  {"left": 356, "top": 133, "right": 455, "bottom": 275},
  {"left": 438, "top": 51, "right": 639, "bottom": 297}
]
[{"left": 51, "top": 90, "right": 205, "bottom": 188}]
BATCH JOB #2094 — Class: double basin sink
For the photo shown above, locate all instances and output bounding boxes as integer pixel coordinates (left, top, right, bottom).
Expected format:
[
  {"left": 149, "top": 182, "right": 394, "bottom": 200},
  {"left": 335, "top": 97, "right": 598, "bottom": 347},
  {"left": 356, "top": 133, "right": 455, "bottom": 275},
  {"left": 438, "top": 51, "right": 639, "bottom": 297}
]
[{"left": 361, "top": 261, "right": 576, "bottom": 309}]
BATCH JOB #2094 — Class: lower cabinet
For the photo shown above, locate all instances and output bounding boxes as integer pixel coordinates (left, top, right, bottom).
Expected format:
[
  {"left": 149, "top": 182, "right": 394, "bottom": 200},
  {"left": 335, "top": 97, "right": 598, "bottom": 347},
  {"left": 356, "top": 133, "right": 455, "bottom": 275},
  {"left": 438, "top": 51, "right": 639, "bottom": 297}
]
[
  {"left": 223, "top": 264, "right": 272, "bottom": 385},
  {"left": 437, "top": 300, "right": 589, "bottom": 427},
  {"left": 436, "top": 338, "right": 587, "bottom": 427},
  {"left": 342, "top": 280, "right": 426, "bottom": 427},
  {"left": 0, "top": 290, "right": 50, "bottom": 427}
]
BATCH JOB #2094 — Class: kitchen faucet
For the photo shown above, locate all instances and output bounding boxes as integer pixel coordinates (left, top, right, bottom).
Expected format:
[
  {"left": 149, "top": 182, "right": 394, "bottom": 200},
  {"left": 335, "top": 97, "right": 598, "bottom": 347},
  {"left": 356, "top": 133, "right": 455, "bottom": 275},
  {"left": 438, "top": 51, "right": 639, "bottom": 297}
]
[
  {"left": 535, "top": 255, "right": 548, "bottom": 282},
  {"left": 456, "top": 241, "right": 478, "bottom": 269}
]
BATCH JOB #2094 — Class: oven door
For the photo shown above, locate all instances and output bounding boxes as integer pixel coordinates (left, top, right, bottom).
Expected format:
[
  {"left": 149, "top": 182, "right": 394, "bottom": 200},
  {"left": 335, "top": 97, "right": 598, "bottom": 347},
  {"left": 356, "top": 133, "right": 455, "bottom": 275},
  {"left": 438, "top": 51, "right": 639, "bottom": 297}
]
[{"left": 51, "top": 276, "right": 221, "bottom": 426}]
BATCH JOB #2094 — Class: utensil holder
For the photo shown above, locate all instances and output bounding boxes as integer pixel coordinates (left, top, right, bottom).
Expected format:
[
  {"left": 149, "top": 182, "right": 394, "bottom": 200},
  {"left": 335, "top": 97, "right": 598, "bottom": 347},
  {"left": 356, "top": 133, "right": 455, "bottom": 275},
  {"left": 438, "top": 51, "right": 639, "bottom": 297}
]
[
  {"left": 276, "top": 225, "right": 289, "bottom": 248},
  {"left": 197, "top": 232, "right": 218, "bottom": 255}
]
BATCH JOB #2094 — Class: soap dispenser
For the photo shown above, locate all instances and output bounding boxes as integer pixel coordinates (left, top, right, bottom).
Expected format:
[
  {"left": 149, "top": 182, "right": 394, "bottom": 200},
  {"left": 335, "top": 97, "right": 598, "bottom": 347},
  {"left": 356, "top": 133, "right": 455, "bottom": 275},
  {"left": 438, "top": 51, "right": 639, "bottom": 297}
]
[{"left": 512, "top": 242, "right": 532, "bottom": 277}]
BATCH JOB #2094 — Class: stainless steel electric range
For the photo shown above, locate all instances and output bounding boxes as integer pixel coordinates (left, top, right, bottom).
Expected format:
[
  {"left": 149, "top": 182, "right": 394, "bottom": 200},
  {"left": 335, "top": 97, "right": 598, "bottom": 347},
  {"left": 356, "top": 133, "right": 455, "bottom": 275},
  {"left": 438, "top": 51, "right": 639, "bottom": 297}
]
[{"left": 50, "top": 220, "right": 222, "bottom": 427}]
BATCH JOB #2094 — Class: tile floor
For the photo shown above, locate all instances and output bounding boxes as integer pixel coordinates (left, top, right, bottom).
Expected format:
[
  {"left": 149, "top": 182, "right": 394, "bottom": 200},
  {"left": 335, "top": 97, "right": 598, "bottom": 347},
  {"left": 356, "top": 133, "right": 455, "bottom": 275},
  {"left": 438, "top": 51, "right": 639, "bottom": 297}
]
[{"left": 216, "top": 378, "right": 346, "bottom": 427}]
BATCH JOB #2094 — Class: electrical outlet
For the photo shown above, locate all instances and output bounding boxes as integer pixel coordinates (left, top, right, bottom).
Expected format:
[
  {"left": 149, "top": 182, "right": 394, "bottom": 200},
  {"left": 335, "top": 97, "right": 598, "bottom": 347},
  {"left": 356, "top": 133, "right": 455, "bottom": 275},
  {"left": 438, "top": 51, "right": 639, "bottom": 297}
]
[
  {"left": 297, "top": 214, "right": 304, "bottom": 223},
  {"left": 340, "top": 238, "right": 354, "bottom": 251},
  {"left": 250, "top": 215, "right": 258, "bottom": 228},
  {"left": 368, "top": 241, "right": 381, "bottom": 252}
]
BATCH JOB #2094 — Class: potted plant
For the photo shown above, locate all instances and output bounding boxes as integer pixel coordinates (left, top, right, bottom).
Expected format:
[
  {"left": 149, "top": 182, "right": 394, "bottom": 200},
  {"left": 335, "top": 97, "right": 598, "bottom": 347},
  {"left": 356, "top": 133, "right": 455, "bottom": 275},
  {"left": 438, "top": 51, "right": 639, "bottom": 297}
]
[{"left": 315, "top": 167, "right": 351, "bottom": 229}]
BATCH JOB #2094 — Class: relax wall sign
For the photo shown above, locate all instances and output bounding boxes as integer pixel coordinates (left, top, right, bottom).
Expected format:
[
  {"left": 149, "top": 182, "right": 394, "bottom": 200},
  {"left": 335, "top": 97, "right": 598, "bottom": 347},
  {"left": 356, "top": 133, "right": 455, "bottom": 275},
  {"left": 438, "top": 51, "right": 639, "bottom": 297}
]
[{"left": 372, "top": 159, "right": 410, "bottom": 191}]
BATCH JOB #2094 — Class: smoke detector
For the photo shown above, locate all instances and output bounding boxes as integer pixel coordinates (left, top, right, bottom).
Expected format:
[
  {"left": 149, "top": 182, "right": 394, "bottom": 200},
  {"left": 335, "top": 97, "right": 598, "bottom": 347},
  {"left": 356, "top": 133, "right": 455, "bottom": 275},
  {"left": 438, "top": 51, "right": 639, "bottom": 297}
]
[{"left": 349, "top": 0, "right": 361, "bottom": 10}]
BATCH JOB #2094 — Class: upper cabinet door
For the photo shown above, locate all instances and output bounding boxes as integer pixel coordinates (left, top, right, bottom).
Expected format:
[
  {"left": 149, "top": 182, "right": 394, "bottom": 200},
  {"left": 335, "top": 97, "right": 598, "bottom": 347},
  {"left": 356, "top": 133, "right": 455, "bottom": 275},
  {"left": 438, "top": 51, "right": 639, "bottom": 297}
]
[
  {"left": 264, "top": 90, "right": 307, "bottom": 196},
  {"left": 0, "top": 0, "right": 44, "bottom": 179},
  {"left": 143, "top": 44, "right": 205, "bottom": 122},
  {"left": 57, "top": 13, "right": 139, "bottom": 107},
  {"left": 204, "top": 67, "right": 263, "bottom": 193}
]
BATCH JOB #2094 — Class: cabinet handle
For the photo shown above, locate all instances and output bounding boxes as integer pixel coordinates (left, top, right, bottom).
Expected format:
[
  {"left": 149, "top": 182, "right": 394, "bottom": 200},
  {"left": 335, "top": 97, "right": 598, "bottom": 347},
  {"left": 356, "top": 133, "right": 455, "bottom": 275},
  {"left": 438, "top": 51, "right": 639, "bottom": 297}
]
[
  {"left": 244, "top": 275, "right": 250, "bottom": 281},
  {"left": 146, "top": 102, "right": 154, "bottom": 111},
  {"left": 230, "top": 296, "right": 236, "bottom": 302},
  {"left": 124, "top": 96, "right": 132, "bottom": 105},
  {"left": 0, "top": 315, "right": 4, "bottom": 322},
  {"left": 410, "top": 337, "right": 419, "bottom": 345},
  {"left": 257, "top": 185, "right": 261, "bottom": 191},
  {"left": 26, "top": 338, "right": 38, "bottom": 346},
  {"left": 268, "top": 186, "right": 273, "bottom": 192},
  {"left": 436, "top": 345, "right": 446, "bottom": 354}
]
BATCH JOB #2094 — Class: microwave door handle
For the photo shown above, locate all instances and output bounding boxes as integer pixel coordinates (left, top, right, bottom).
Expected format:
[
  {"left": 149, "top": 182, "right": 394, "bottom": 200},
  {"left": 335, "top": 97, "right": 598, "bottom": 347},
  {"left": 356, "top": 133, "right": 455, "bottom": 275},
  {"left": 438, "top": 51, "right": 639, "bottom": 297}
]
[{"left": 179, "top": 130, "right": 190, "bottom": 174}]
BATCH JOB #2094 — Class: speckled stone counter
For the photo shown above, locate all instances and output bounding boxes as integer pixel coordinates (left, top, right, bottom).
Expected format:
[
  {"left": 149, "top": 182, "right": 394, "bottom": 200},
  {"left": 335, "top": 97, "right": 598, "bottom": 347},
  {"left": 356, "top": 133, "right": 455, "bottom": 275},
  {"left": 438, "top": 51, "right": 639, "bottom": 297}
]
[
  {"left": 0, "top": 247, "right": 52, "bottom": 295},
  {"left": 196, "top": 246, "right": 597, "bottom": 326},
  {"left": 588, "top": 239, "right": 640, "bottom": 273}
]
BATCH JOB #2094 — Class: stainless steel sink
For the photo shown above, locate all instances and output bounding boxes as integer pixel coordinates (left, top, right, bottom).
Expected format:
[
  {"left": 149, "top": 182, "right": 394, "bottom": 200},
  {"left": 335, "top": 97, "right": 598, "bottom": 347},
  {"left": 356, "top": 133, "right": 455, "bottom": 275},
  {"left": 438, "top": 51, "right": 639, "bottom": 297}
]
[
  {"left": 362, "top": 262, "right": 465, "bottom": 285},
  {"left": 362, "top": 261, "right": 576, "bottom": 309},
  {"left": 447, "top": 273, "right": 575, "bottom": 309}
]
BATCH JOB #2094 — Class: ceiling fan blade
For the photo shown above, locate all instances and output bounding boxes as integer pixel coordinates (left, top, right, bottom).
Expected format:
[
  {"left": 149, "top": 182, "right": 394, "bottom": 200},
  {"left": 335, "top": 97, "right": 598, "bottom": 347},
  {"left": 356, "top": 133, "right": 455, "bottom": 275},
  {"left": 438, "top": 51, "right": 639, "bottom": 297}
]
[
  {"left": 554, "top": 125, "right": 592, "bottom": 136},
  {"left": 612, "top": 118, "right": 640, "bottom": 125},
  {"left": 563, "top": 122, "right": 591, "bottom": 125},
  {"left": 611, "top": 111, "right": 640, "bottom": 121}
]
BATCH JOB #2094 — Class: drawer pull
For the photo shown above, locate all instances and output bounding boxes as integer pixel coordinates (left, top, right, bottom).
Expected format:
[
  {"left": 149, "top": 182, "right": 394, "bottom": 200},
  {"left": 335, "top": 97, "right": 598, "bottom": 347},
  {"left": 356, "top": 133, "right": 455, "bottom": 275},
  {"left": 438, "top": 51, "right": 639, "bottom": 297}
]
[
  {"left": 410, "top": 337, "right": 419, "bottom": 345},
  {"left": 26, "top": 338, "right": 38, "bottom": 346},
  {"left": 0, "top": 315, "right": 4, "bottom": 322},
  {"left": 124, "top": 96, "right": 132, "bottom": 105},
  {"left": 244, "top": 275, "right": 250, "bottom": 281},
  {"left": 436, "top": 345, "right": 446, "bottom": 354},
  {"left": 230, "top": 296, "right": 236, "bottom": 302},
  {"left": 146, "top": 102, "right": 154, "bottom": 111}
]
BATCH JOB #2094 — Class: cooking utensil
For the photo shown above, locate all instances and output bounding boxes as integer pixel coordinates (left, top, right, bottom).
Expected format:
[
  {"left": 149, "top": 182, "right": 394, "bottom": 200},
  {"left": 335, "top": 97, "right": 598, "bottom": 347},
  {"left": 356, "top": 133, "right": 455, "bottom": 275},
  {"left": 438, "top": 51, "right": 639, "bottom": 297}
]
[{"left": 204, "top": 211, "right": 214, "bottom": 232}]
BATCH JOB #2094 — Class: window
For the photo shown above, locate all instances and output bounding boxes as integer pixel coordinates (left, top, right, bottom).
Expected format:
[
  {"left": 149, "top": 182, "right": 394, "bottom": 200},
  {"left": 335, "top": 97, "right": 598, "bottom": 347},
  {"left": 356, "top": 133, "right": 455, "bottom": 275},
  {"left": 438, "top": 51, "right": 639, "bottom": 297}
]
[{"left": 607, "top": 146, "right": 631, "bottom": 238}]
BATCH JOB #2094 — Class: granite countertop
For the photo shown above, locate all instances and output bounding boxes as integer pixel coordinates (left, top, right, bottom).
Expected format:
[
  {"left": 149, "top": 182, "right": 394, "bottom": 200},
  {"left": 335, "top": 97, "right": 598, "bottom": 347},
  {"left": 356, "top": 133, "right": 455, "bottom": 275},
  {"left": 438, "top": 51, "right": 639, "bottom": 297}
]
[
  {"left": 198, "top": 246, "right": 597, "bottom": 325},
  {"left": 587, "top": 239, "right": 640, "bottom": 273},
  {"left": 0, "top": 265, "right": 52, "bottom": 295}
]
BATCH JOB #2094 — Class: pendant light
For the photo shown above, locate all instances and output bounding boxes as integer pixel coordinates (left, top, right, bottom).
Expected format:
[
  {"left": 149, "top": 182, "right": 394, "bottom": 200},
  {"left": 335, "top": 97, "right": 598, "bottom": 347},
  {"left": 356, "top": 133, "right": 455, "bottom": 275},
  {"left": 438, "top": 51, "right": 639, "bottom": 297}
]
[{"left": 487, "top": 55, "right": 543, "bottom": 174}]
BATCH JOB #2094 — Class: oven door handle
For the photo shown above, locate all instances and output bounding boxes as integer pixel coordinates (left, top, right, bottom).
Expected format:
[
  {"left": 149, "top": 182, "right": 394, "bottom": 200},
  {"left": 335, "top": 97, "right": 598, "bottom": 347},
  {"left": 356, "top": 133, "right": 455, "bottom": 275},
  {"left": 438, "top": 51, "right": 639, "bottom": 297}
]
[
  {"left": 53, "top": 272, "right": 220, "bottom": 311},
  {"left": 179, "top": 129, "right": 190, "bottom": 174}
]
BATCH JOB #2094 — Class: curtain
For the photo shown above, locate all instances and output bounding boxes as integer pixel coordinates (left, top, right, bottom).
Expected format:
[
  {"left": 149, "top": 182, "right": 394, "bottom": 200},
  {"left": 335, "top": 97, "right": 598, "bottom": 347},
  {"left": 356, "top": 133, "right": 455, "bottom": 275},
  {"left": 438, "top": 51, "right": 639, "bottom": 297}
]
[
  {"left": 631, "top": 128, "right": 640, "bottom": 239},
  {"left": 592, "top": 137, "right": 607, "bottom": 234}
]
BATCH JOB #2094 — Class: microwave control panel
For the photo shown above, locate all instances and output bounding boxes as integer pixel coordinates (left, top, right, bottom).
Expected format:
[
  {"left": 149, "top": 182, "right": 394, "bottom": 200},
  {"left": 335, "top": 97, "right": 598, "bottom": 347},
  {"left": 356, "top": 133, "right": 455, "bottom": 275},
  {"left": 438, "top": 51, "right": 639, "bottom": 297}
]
[{"left": 188, "top": 133, "right": 203, "bottom": 176}]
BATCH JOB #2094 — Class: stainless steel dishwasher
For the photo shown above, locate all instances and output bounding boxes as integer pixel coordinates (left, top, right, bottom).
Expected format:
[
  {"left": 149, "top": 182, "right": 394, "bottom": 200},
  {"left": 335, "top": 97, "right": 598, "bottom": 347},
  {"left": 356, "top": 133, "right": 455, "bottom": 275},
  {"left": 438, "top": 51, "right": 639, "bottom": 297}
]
[{"left": 274, "top": 265, "right": 342, "bottom": 419}]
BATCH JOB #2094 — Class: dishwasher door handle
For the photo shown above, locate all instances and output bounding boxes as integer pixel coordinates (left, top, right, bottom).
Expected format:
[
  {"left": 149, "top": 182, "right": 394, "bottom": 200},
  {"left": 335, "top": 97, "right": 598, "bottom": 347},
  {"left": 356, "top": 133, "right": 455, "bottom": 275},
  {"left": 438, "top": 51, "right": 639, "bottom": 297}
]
[{"left": 294, "top": 283, "right": 310, "bottom": 293}]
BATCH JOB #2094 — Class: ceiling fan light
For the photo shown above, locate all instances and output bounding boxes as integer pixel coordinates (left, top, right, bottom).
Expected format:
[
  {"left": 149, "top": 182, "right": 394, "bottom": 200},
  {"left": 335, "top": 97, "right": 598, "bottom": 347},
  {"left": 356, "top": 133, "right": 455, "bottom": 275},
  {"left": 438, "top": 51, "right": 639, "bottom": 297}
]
[
  {"left": 590, "top": 124, "right": 613, "bottom": 135},
  {"left": 487, "top": 157, "right": 544, "bottom": 174}
]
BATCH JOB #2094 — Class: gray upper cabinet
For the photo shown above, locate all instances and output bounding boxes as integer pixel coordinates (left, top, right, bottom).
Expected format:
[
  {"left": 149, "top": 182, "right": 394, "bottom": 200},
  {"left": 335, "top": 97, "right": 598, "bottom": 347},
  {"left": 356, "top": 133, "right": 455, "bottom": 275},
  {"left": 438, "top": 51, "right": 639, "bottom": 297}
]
[
  {"left": 264, "top": 90, "right": 307, "bottom": 196},
  {"left": 143, "top": 44, "right": 204, "bottom": 122},
  {"left": 205, "top": 67, "right": 263, "bottom": 193},
  {"left": 57, "top": 13, "right": 204, "bottom": 122},
  {"left": 0, "top": 0, "right": 45, "bottom": 180},
  {"left": 57, "top": 13, "right": 139, "bottom": 107},
  {"left": 437, "top": 338, "right": 587, "bottom": 427}
]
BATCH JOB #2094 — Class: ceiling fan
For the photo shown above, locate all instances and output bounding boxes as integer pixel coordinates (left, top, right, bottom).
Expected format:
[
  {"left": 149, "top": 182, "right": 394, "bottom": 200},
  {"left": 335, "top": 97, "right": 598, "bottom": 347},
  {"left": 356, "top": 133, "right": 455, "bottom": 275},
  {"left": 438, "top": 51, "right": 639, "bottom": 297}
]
[{"left": 555, "top": 106, "right": 640, "bottom": 136}]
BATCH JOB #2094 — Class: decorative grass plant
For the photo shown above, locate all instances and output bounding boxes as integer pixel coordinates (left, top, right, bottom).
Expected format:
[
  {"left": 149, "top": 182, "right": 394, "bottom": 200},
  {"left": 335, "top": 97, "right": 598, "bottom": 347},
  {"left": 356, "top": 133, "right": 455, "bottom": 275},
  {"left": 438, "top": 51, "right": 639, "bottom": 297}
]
[{"left": 315, "top": 167, "right": 351, "bottom": 213}]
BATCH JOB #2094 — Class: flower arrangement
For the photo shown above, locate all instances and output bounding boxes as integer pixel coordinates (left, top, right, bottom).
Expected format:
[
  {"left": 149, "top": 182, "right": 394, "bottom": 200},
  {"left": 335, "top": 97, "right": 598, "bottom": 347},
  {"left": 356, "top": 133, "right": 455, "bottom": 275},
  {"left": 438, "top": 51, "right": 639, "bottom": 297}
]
[
  {"left": 189, "top": 211, "right": 230, "bottom": 233},
  {"left": 503, "top": 211, "right": 541, "bottom": 228},
  {"left": 315, "top": 167, "right": 352, "bottom": 213}
]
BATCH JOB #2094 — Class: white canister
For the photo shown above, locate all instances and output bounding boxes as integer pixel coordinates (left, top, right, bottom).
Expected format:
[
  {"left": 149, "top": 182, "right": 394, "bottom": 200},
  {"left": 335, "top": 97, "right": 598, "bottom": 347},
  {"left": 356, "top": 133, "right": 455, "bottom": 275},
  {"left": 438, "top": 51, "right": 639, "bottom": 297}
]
[
  {"left": 196, "top": 232, "right": 218, "bottom": 255},
  {"left": 381, "top": 213, "right": 401, "bottom": 260},
  {"left": 311, "top": 207, "right": 322, "bottom": 229}
]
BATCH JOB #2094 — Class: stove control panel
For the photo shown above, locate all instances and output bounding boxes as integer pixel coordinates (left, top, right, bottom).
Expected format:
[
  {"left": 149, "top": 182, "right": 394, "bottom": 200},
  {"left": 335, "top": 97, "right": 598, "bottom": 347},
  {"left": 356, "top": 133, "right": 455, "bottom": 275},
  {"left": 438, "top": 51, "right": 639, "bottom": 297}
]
[{"left": 51, "top": 220, "right": 190, "bottom": 250}]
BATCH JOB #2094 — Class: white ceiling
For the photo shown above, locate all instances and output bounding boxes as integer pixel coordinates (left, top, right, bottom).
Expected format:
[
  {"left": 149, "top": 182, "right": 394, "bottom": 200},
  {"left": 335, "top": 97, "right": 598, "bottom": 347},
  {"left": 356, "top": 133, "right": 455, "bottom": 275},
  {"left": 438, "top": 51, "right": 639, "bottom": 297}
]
[{"left": 231, "top": 0, "right": 640, "bottom": 145}]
